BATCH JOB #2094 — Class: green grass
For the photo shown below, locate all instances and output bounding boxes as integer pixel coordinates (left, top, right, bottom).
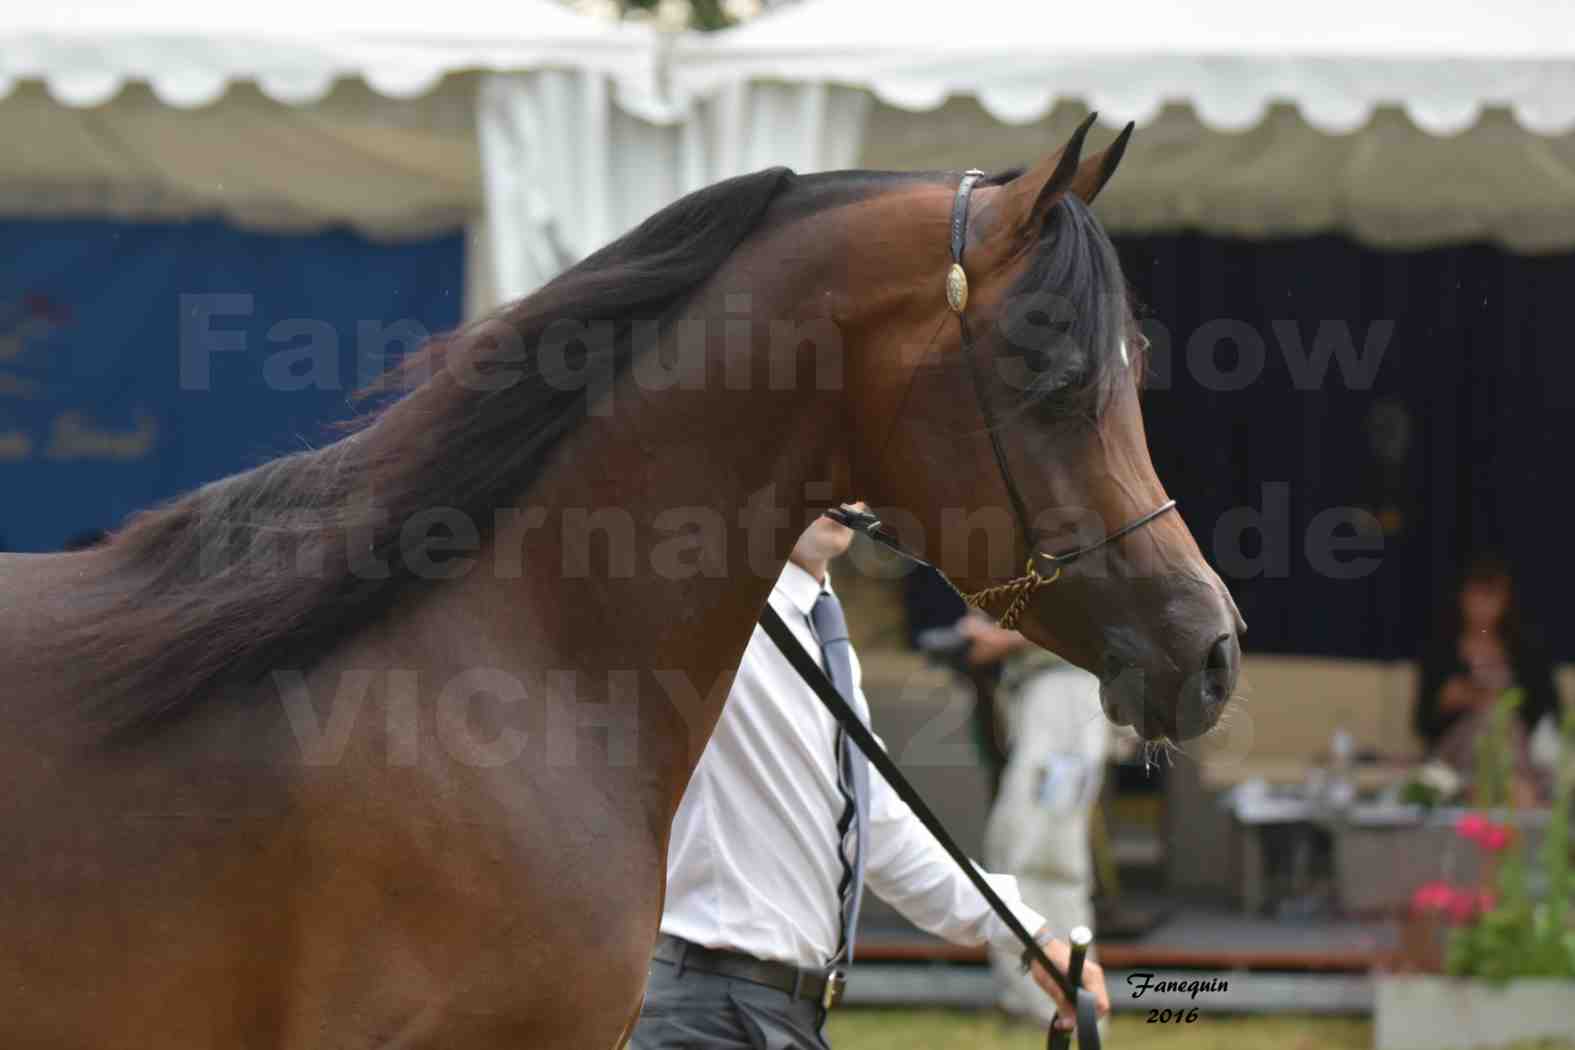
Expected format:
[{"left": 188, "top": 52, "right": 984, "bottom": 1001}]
[{"left": 825, "top": 1009, "right": 1575, "bottom": 1050}]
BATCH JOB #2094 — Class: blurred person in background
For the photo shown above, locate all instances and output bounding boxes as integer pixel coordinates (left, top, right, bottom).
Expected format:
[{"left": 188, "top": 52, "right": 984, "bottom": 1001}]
[
  {"left": 959, "top": 615, "right": 1107, "bottom": 1028},
  {"left": 1414, "top": 552, "right": 1561, "bottom": 804},
  {"left": 902, "top": 568, "right": 1109, "bottom": 1026}
]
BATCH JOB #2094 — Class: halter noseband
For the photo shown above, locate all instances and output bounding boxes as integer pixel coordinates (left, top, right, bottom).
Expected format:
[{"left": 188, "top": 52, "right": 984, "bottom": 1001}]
[{"left": 825, "top": 168, "right": 1178, "bottom": 631}]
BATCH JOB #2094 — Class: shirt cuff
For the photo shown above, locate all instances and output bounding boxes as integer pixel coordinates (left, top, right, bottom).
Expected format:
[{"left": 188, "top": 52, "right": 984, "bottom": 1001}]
[{"left": 985, "top": 896, "right": 1048, "bottom": 956}]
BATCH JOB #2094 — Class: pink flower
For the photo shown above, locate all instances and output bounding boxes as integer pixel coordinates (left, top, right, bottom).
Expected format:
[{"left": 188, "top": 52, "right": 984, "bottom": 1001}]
[
  {"left": 1479, "top": 824, "right": 1514, "bottom": 852},
  {"left": 1455, "top": 813, "right": 1515, "bottom": 852},
  {"left": 1446, "top": 890, "right": 1481, "bottom": 925},
  {"left": 1412, "top": 881, "right": 1489, "bottom": 924},
  {"left": 1456, "top": 813, "right": 1490, "bottom": 843},
  {"left": 1412, "top": 881, "right": 1457, "bottom": 913}
]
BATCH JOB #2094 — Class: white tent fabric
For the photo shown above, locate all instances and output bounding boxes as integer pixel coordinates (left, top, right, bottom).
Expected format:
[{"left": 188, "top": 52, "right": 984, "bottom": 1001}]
[
  {"left": 671, "top": 0, "right": 1575, "bottom": 252},
  {"left": 860, "top": 97, "right": 1575, "bottom": 254},
  {"left": 0, "top": 0, "right": 666, "bottom": 317},
  {"left": 671, "top": 0, "right": 1575, "bottom": 136},
  {"left": 475, "top": 73, "right": 868, "bottom": 304},
  {"left": 0, "top": 0, "right": 869, "bottom": 307},
  {"left": 7, "top": 0, "right": 1575, "bottom": 317},
  {"left": 0, "top": 77, "right": 482, "bottom": 238},
  {"left": 0, "top": 0, "right": 657, "bottom": 246},
  {"left": 0, "top": 0, "right": 654, "bottom": 108}
]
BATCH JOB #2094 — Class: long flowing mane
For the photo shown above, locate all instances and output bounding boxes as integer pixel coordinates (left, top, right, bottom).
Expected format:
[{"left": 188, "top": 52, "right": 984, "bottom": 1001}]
[
  {"left": 51, "top": 165, "right": 1131, "bottom": 741},
  {"left": 58, "top": 167, "right": 797, "bottom": 737}
]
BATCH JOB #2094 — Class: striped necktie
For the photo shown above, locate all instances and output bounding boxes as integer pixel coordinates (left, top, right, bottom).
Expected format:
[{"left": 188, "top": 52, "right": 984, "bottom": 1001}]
[{"left": 810, "top": 588, "right": 870, "bottom": 967}]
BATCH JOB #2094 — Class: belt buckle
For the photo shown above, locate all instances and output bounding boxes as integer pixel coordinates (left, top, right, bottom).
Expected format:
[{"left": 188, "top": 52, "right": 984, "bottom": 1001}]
[{"left": 821, "top": 969, "right": 847, "bottom": 1010}]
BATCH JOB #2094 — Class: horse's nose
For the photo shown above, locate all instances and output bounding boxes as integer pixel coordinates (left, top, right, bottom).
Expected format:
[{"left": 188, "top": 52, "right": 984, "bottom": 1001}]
[{"left": 1186, "top": 632, "right": 1240, "bottom": 739}]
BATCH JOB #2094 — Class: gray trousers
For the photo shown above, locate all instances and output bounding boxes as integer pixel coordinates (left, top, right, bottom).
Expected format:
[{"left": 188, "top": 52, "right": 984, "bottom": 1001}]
[{"left": 627, "top": 958, "right": 831, "bottom": 1050}]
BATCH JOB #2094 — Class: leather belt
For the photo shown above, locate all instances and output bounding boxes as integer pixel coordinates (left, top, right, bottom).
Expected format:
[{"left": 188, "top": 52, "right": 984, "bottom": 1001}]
[{"left": 653, "top": 934, "right": 847, "bottom": 1010}]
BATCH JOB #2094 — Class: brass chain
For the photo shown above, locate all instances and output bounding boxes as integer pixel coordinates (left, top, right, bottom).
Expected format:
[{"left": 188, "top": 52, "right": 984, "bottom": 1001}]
[{"left": 960, "top": 560, "right": 1062, "bottom": 631}]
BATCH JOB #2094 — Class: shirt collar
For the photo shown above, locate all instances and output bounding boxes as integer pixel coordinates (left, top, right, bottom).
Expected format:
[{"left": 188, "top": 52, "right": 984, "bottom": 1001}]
[{"left": 775, "top": 560, "right": 831, "bottom": 619}]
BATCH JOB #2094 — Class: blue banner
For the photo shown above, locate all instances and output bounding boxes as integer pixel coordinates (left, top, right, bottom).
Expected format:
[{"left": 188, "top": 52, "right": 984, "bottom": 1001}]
[{"left": 0, "top": 218, "right": 463, "bottom": 552}]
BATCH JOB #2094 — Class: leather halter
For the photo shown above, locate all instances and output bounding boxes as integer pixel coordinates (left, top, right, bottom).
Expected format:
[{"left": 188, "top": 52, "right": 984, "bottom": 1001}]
[{"left": 826, "top": 168, "right": 1178, "bottom": 631}]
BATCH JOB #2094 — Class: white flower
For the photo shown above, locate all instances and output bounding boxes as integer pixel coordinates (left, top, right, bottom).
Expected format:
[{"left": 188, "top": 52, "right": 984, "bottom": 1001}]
[
  {"left": 723, "top": 0, "right": 763, "bottom": 20},
  {"left": 1416, "top": 761, "right": 1462, "bottom": 798}
]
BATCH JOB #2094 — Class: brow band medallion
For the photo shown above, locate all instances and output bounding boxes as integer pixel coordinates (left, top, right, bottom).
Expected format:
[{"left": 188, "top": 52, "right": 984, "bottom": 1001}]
[
  {"left": 946, "top": 168, "right": 984, "bottom": 315},
  {"left": 945, "top": 263, "right": 968, "bottom": 313}
]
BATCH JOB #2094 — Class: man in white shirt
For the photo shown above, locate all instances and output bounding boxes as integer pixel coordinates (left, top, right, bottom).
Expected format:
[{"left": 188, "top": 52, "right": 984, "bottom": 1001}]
[{"left": 630, "top": 513, "right": 1109, "bottom": 1049}]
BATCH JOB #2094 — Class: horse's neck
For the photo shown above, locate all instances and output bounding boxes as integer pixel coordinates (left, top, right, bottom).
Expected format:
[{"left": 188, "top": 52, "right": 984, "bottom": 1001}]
[{"left": 422, "top": 280, "right": 851, "bottom": 817}]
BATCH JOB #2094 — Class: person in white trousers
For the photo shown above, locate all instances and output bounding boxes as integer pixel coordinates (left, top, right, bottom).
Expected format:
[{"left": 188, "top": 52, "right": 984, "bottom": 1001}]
[{"left": 960, "top": 616, "right": 1108, "bottom": 1025}]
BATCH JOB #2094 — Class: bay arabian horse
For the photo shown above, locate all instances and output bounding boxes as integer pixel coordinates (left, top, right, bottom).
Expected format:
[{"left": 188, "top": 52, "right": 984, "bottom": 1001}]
[{"left": 0, "top": 119, "right": 1241, "bottom": 1047}]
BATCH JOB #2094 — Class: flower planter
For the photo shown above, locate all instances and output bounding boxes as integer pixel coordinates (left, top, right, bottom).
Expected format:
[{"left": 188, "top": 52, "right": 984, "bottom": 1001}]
[{"left": 1374, "top": 975, "right": 1575, "bottom": 1050}]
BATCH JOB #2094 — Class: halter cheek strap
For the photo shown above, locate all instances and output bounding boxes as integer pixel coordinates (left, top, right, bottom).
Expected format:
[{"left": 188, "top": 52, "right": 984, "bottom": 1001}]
[
  {"left": 949, "top": 169, "right": 1066, "bottom": 627},
  {"left": 950, "top": 168, "right": 1053, "bottom": 573}
]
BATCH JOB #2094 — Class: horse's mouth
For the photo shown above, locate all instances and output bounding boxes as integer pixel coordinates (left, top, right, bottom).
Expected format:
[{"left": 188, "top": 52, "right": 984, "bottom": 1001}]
[{"left": 1097, "top": 664, "right": 1177, "bottom": 742}]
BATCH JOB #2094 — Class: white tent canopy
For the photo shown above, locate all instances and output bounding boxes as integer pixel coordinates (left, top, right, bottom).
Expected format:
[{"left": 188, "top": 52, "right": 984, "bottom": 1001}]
[
  {"left": 0, "top": 0, "right": 655, "bottom": 107},
  {"left": 0, "top": 0, "right": 866, "bottom": 308},
  {"left": 0, "top": 0, "right": 673, "bottom": 313},
  {"left": 5, "top": 0, "right": 1575, "bottom": 316},
  {"left": 0, "top": 0, "right": 661, "bottom": 244},
  {"left": 673, "top": 0, "right": 1575, "bottom": 253},
  {"left": 671, "top": 0, "right": 1575, "bottom": 135}
]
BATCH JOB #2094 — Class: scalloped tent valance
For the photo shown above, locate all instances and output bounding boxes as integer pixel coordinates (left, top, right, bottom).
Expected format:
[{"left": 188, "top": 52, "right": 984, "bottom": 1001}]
[
  {"left": 0, "top": 0, "right": 657, "bottom": 108},
  {"left": 859, "top": 98, "right": 1575, "bottom": 254},
  {"left": 7, "top": 0, "right": 1575, "bottom": 311},
  {"left": 669, "top": 0, "right": 1575, "bottom": 136}
]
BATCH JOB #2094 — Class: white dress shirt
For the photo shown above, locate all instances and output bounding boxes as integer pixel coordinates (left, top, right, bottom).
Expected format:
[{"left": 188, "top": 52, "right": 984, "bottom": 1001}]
[{"left": 660, "top": 561, "right": 1048, "bottom": 969}]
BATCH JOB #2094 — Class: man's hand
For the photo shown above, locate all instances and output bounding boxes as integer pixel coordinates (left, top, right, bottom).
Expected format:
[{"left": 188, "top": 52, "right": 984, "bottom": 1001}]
[
  {"left": 955, "top": 613, "right": 1026, "bottom": 667},
  {"left": 1027, "top": 927, "right": 1110, "bottom": 1031}
]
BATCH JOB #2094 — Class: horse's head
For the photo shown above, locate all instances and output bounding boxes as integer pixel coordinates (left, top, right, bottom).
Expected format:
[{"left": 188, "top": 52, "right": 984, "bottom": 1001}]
[{"left": 846, "top": 117, "right": 1243, "bottom": 742}]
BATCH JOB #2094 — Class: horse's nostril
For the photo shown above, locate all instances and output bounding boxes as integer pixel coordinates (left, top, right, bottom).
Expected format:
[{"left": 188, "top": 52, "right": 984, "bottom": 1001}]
[
  {"left": 1206, "top": 634, "right": 1235, "bottom": 675},
  {"left": 1195, "top": 634, "right": 1240, "bottom": 734}
]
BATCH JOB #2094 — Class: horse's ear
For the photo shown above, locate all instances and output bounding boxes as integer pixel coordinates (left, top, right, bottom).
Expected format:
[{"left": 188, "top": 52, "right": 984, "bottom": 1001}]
[
  {"left": 1066, "top": 121, "right": 1135, "bottom": 205},
  {"left": 1002, "top": 115, "right": 1134, "bottom": 225}
]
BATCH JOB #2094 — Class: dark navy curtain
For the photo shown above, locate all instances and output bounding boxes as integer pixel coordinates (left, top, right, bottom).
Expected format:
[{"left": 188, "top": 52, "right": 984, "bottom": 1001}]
[
  {"left": 0, "top": 218, "right": 463, "bottom": 553},
  {"left": 1120, "top": 233, "right": 1575, "bottom": 662}
]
